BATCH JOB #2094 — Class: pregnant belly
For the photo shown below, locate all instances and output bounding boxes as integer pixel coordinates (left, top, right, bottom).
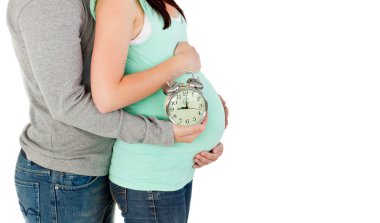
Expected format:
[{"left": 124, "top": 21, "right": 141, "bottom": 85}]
[
  {"left": 111, "top": 73, "right": 225, "bottom": 190},
  {"left": 124, "top": 72, "right": 225, "bottom": 152}
]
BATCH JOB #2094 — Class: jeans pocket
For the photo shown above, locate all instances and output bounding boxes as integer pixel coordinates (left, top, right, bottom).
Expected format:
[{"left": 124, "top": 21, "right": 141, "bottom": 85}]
[
  {"left": 15, "top": 179, "right": 40, "bottom": 223},
  {"left": 109, "top": 181, "right": 128, "bottom": 213},
  {"left": 55, "top": 172, "right": 99, "bottom": 191}
]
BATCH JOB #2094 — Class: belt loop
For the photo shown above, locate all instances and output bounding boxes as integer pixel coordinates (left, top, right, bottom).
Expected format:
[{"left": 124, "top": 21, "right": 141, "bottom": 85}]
[{"left": 20, "top": 149, "right": 32, "bottom": 166}]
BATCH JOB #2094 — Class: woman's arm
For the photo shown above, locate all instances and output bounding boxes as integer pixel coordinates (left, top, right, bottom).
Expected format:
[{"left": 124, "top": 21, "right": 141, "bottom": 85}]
[{"left": 91, "top": 0, "right": 199, "bottom": 113}]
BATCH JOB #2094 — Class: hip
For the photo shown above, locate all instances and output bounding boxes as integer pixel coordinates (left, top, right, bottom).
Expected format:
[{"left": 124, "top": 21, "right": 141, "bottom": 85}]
[
  {"left": 14, "top": 149, "right": 114, "bottom": 223},
  {"left": 109, "top": 180, "right": 192, "bottom": 222}
]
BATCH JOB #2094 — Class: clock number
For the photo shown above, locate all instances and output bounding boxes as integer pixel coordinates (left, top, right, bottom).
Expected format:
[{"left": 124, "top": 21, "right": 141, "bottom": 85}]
[
  {"left": 193, "top": 117, "right": 197, "bottom": 121},
  {"left": 183, "top": 91, "right": 188, "bottom": 96},
  {"left": 170, "top": 107, "right": 174, "bottom": 111},
  {"left": 186, "top": 119, "right": 190, "bottom": 124},
  {"left": 199, "top": 104, "right": 204, "bottom": 108},
  {"left": 173, "top": 114, "right": 177, "bottom": 118},
  {"left": 171, "top": 101, "right": 177, "bottom": 106},
  {"left": 177, "top": 95, "right": 182, "bottom": 100},
  {"left": 198, "top": 111, "right": 202, "bottom": 115},
  {"left": 197, "top": 97, "right": 201, "bottom": 101}
]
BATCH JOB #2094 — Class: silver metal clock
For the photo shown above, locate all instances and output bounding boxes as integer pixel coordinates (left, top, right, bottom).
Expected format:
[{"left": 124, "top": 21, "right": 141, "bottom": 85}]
[{"left": 163, "top": 71, "right": 208, "bottom": 126}]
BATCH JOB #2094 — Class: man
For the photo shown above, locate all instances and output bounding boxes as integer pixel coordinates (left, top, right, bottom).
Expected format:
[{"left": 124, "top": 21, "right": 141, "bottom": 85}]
[{"left": 7, "top": 0, "right": 228, "bottom": 222}]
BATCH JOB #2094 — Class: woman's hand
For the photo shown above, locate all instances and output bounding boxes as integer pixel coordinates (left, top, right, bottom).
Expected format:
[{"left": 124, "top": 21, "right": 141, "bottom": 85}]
[
  {"left": 193, "top": 142, "right": 224, "bottom": 168},
  {"left": 173, "top": 113, "right": 208, "bottom": 143},
  {"left": 174, "top": 42, "right": 201, "bottom": 73},
  {"left": 219, "top": 94, "right": 229, "bottom": 129}
]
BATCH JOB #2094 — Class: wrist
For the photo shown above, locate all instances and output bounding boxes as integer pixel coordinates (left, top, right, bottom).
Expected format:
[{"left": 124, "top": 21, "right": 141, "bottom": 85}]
[{"left": 170, "top": 55, "right": 186, "bottom": 78}]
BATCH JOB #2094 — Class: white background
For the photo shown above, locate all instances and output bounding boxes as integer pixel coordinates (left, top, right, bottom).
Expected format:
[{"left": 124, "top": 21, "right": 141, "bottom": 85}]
[{"left": 1, "top": 0, "right": 380, "bottom": 222}]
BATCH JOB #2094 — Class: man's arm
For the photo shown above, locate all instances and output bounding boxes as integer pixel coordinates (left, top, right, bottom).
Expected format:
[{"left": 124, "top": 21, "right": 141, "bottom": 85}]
[{"left": 17, "top": 0, "right": 174, "bottom": 145}]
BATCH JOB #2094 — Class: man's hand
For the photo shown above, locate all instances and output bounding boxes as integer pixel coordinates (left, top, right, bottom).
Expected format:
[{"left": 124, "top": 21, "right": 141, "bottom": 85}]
[
  {"left": 193, "top": 142, "right": 224, "bottom": 168},
  {"left": 173, "top": 114, "right": 208, "bottom": 143}
]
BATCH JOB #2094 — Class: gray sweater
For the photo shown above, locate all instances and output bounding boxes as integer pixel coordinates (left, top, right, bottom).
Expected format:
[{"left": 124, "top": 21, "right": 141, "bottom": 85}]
[{"left": 6, "top": 0, "right": 175, "bottom": 176}]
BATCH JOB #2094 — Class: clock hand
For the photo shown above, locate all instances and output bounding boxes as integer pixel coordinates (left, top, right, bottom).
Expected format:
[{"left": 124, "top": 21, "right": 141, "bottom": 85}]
[
  {"left": 185, "top": 94, "right": 189, "bottom": 109},
  {"left": 186, "top": 107, "right": 204, "bottom": 110}
]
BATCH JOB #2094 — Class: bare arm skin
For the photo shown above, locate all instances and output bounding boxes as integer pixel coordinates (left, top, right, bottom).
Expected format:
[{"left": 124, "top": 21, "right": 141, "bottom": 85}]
[
  {"left": 91, "top": 0, "right": 204, "bottom": 143},
  {"left": 91, "top": 0, "right": 200, "bottom": 113}
]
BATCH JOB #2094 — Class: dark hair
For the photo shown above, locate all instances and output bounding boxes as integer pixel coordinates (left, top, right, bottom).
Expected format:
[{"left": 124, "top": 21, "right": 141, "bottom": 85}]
[{"left": 146, "top": 0, "right": 186, "bottom": 29}]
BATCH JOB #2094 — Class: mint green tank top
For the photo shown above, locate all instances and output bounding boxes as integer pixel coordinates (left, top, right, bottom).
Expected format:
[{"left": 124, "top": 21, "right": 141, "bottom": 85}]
[{"left": 91, "top": 0, "right": 225, "bottom": 191}]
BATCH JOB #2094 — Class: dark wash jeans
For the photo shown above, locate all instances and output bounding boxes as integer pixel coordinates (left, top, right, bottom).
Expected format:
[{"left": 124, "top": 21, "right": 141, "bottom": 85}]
[
  {"left": 14, "top": 149, "right": 115, "bottom": 223},
  {"left": 110, "top": 181, "right": 193, "bottom": 223}
]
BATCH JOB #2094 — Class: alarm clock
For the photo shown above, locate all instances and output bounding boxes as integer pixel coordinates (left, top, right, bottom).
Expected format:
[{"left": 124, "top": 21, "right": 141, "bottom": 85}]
[{"left": 163, "top": 71, "right": 208, "bottom": 126}]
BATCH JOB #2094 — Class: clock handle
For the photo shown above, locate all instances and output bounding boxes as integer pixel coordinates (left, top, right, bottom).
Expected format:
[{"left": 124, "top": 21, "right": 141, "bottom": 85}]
[{"left": 163, "top": 70, "right": 201, "bottom": 95}]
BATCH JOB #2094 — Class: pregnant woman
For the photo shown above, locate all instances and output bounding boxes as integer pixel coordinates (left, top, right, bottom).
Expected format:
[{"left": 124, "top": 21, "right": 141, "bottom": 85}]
[{"left": 90, "top": 0, "right": 226, "bottom": 222}]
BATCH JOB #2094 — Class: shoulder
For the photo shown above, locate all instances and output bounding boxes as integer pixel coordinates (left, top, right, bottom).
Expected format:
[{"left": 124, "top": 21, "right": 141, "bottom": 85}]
[
  {"left": 90, "top": 0, "right": 137, "bottom": 20},
  {"left": 14, "top": 0, "right": 85, "bottom": 36},
  {"left": 16, "top": 0, "right": 85, "bottom": 29},
  {"left": 17, "top": 0, "right": 84, "bottom": 24}
]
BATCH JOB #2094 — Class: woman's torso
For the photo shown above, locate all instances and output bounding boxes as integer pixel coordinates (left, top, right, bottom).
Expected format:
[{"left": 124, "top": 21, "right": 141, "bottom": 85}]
[{"left": 91, "top": 0, "right": 225, "bottom": 191}]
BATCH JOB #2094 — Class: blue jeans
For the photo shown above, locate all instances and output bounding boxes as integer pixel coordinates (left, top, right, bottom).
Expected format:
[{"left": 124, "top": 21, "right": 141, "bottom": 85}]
[
  {"left": 110, "top": 181, "right": 193, "bottom": 223},
  {"left": 14, "top": 149, "right": 115, "bottom": 223}
]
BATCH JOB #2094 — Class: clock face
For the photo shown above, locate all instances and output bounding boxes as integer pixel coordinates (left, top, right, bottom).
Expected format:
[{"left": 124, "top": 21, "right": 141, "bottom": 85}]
[{"left": 166, "top": 88, "right": 207, "bottom": 126}]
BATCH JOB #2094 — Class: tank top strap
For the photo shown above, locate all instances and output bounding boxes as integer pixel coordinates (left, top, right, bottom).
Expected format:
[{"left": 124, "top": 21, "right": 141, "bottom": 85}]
[
  {"left": 137, "top": 0, "right": 155, "bottom": 17},
  {"left": 90, "top": 0, "right": 97, "bottom": 20}
]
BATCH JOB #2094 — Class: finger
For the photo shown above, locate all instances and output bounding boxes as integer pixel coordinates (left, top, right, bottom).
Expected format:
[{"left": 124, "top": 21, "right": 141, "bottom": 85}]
[
  {"left": 178, "top": 133, "right": 199, "bottom": 143},
  {"left": 223, "top": 105, "right": 229, "bottom": 129},
  {"left": 174, "top": 41, "right": 189, "bottom": 53},
  {"left": 174, "top": 41, "right": 184, "bottom": 52},
  {"left": 177, "top": 126, "right": 205, "bottom": 142},
  {"left": 198, "top": 143, "right": 224, "bottom": 161},
  {"left": 193, "top": 164, "right": 201, "bottom": 169},
  {"left": 212, "top": 142, "right": 224, "bottom": 154},
  {"left": 198, "top": 152, "right": 219, "bottom": 162},
  {"left": 194, "top": 158, "right": 208, "bottom": 167},
  {"left": 195, "top": 154, "right": 213, "bottom": 165},
  {"left": 218, "top": 95, "right": 229, "bottom": 129},
  {"left": 176, "top": 124, "right": 205, "bottom": 137},
  {"left": 201, "top": 113, "right": 208, "bottom": 125},
  {"left": 218, "top": 94, "right": 227, "bottom": 105}
]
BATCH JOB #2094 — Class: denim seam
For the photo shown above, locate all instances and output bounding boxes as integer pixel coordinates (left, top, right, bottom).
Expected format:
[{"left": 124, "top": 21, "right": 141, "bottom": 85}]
[
  {"left": 15, "top": 179, "right": 41, "bottom": 222},
  {"left": 54, "top": 176, "right": 100, "bottom": 191},
  {"left": 16, "top": 166, "right": 50, "bottom": 176},
  {"left": 148, "top": 191, "right": 158, "bottom": 222},
  {"left": 110, "top": 183, "right": 128, "bottom": 213},
  {"left": 124, "top": 188, "right": 128, "bottom": 213},
  {"left": 15, "top": 179, "right": 39, "bottom": 187},
  {"left": 51, "top": 184, "right": 58, "bottom": 223}
]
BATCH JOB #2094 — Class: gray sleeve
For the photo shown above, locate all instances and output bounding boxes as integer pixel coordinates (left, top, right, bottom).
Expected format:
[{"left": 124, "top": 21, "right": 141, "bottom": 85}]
[{"left": 17, "top": 0, "right": 174, "bottom": 146}]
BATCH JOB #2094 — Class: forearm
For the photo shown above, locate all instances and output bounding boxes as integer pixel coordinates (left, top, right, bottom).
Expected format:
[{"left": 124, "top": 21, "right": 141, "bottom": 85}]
[
  {"left": 96, "top": 56, "right": 185, "bottom": 113},
  {"left": 50, "top": 87, "right": 174, "bottom": 145},
  {"left": 17, "top": 0, "right": 175, "bottom": 146}
]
